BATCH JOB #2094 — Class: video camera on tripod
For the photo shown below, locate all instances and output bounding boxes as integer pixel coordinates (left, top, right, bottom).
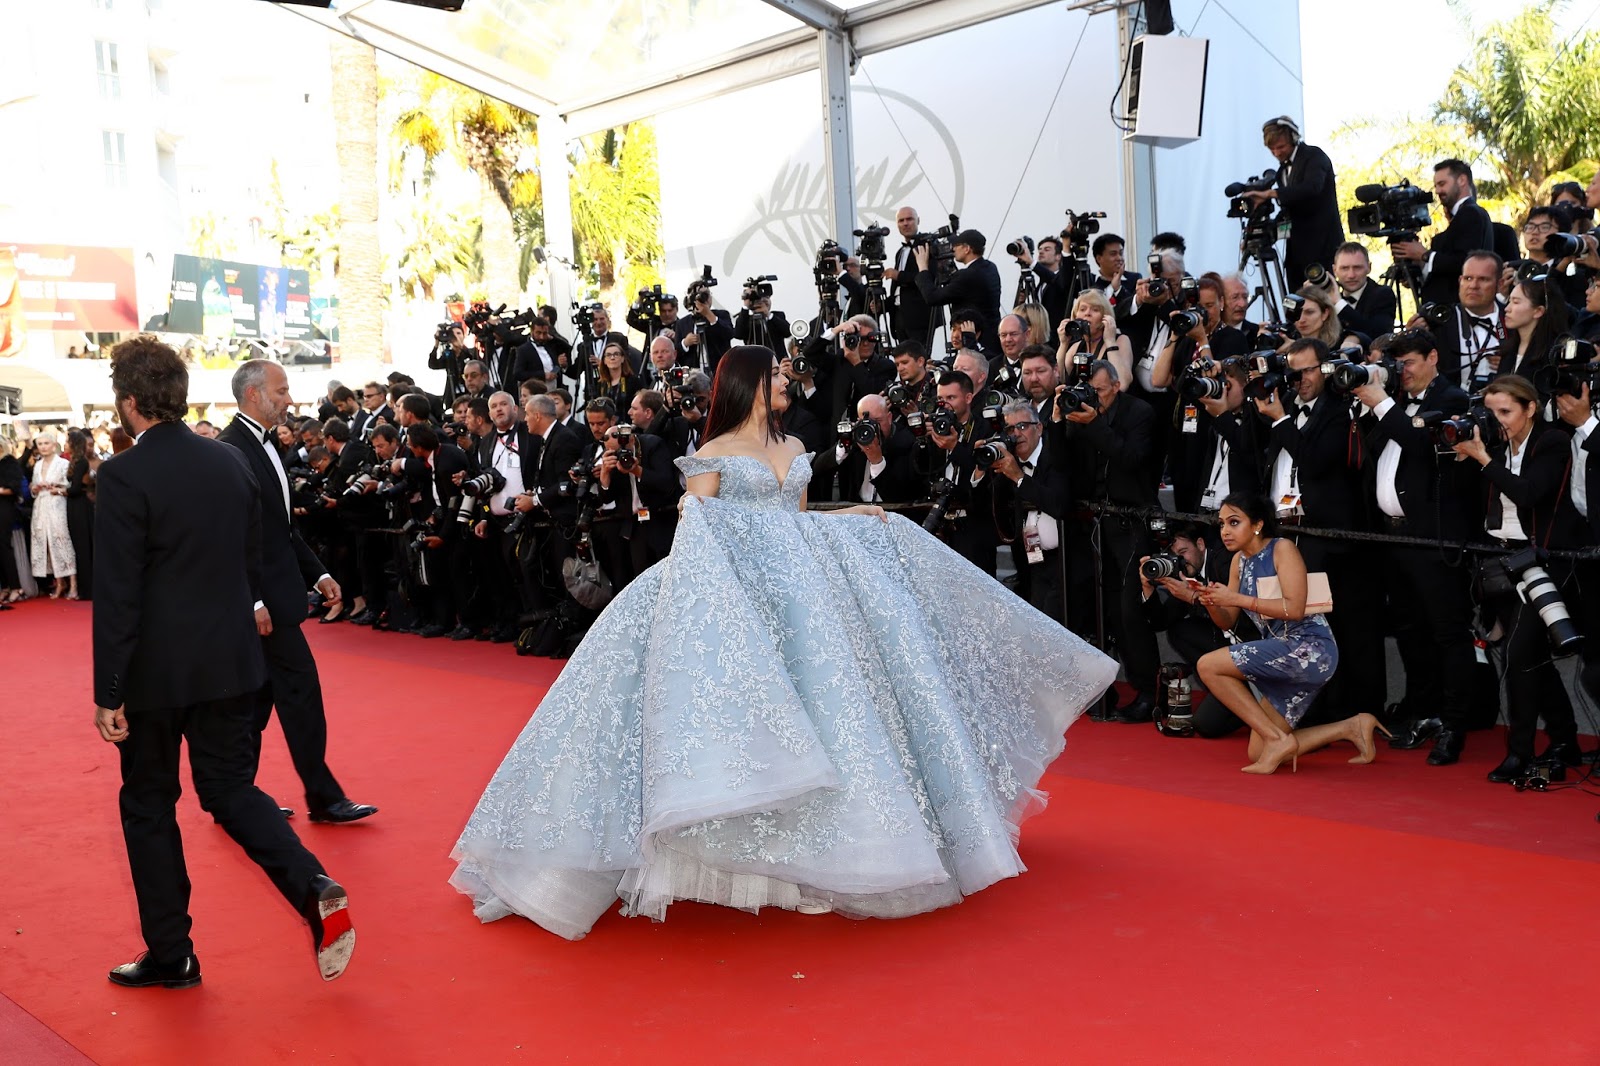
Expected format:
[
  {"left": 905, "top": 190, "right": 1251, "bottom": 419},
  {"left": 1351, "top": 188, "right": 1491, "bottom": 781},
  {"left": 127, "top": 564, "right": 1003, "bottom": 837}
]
[
  {"left": 1533, "top": 336, "right": 1600, "bottom": 400},
  {"left": 909, "top": 214, "right": 961, "bottom": 283},
  {"left": 1060, "top": 209, "right": 1106, "bottom": 259},
  {"left": 1347, "top": 181, "right": 1434, "bottom": 242},
  {"left": 741, "top": 275, "right": 777, "bottom": 303}
]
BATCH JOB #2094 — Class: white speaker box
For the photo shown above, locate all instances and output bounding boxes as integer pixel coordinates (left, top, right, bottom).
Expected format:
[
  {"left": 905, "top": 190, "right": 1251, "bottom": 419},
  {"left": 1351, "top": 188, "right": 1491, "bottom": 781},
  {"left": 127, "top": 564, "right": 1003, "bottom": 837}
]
[{"left": 1125, "top": 34, "right": 1209, "bottom": 148}]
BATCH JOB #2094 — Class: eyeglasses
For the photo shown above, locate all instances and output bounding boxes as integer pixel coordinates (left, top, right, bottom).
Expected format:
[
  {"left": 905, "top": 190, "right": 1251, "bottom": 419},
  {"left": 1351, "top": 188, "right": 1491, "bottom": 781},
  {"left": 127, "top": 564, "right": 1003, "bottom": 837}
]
[{"left": 1522, "top": 223, "right": 1557, "bottom": 234}]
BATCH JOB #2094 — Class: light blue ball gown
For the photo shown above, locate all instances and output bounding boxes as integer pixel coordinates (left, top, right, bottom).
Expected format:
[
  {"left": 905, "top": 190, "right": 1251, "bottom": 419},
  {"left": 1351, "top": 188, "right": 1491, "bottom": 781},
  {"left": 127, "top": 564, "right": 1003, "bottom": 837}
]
[{"left": 449, "top": 450, "right": 1117, "bottom": 939}]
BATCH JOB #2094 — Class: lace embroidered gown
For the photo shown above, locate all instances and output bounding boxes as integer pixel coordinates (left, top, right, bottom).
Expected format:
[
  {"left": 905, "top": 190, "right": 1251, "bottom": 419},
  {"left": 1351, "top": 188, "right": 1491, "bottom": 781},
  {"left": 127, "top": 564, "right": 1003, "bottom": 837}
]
[{"left": 450, "top": 452, "right": 1117, "bottom": 939}]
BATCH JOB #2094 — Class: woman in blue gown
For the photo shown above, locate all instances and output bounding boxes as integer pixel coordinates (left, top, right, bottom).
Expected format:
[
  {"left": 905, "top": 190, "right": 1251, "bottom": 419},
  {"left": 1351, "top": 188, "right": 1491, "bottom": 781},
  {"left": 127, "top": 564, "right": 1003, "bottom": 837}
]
[{"left": 450, "top": 346, "right": 1118, "bottom": 939}]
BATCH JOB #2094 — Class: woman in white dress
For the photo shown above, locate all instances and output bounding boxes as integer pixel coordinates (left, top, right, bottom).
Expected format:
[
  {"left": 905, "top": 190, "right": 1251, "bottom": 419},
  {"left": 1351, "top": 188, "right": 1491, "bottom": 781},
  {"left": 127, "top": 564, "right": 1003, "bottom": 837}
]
[{"left": 30, "top": 432, "right": 77, "bottom": 599}]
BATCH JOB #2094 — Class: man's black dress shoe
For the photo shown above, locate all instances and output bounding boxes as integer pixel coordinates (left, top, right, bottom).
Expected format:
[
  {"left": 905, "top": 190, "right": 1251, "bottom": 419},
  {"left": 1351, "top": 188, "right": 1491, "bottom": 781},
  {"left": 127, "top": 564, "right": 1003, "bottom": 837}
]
[
  {"left": 348, "top": 609, "right": 378, "bottom": 626},
  {"left": 309, "top": 799, "right": 378, "bottom": 824},
  {"left": 1539, "top": 741, "right": 1587, "bottom": 768},
  {"left": 1087, "top": 690, "right": 1118, "bottom": 722},
  {"left": 474, "top": 629, "right": 495, "bottom": 641},
  {"left": 301, "top": 875, "right": 355, "bottom": 981},
  {"left": 449, "top": 625, "right": 477, "bottom": 641},
  {"left": 418, "top": 623, "right": 448, "bottom": 638},
  {"left": 1112, "top": 694, "right": 1156, "bottom": 724},
  {"left": 281, "top": 807, "right": 295, "bottom": 818},
  {"left": 491, "top": 627, "right": 519, "bottom": 644},
  {"left": 1427, "top": 729, "right": 1465, "bottom": 765},
  {"left": 1487, "top": 753, "right": 1531, "bottom": 783},
  {"left": 109, "top": 953, "right": 201, "bottom": 989},
  {"left": 1388, "top": 716, "right": 1444, "bottom": 750}
]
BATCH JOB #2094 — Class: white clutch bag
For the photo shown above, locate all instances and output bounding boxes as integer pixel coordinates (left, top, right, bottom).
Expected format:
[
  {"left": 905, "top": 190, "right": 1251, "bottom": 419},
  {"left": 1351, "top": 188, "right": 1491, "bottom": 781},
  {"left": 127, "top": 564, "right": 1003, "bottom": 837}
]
[{"left": 1254, "top": 573, "right": 1333, "bottom": 615}]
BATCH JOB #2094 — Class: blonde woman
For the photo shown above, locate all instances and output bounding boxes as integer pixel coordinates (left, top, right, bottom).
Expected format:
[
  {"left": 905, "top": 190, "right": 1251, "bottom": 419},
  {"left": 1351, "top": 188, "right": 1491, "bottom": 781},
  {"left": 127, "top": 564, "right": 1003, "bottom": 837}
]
[
  {"left": 1290, "top": 283, "right": 1341, "bottom": 348},
  {"left": 1014, "top": 303, "right": 1051, "bottom": 347},
  {"left": 29, "top": 432, "right": 77, "bottom": 598},
  {"left": 1057, "top": 288, "right": 1133, "bottom": 390}
]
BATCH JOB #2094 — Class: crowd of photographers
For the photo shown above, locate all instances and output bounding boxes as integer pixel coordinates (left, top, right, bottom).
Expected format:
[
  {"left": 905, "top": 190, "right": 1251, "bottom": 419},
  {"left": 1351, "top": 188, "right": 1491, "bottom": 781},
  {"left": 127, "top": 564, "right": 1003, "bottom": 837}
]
[{"left": 272, "top": 117, "right": 1600, "bottom": 788}]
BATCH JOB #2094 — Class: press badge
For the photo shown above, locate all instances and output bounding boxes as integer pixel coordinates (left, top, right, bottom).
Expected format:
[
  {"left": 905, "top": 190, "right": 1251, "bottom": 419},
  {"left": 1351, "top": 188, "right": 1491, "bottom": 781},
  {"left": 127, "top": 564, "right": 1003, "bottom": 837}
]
[
  {"left": 636, "top": 508, "right": 651, "bottom": 523},
  {"left": 1022, "top": 514, "right": 1045, "bottom": 564},
  {"left": 1277, "top": 493, "right": 1303, "bottom": 517},
  {"left": 1182, "top": 404, "right": 1199, "bottom": 434}
]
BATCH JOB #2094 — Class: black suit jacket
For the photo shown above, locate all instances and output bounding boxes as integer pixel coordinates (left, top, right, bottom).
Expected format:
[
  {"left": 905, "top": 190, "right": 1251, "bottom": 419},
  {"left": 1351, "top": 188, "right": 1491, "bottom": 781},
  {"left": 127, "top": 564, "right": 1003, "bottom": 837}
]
[
  {"left": 731, "top": 309, "right": 791, "bottom": 348},
  {"left": 1275, "top": 143, "right": 1343, "bottom": 279},
  {"left": 219, "top": 416, "right": 329, "bottom": 627},
  {"left": 889, "top": 243, "right": 944, "bottom": 340},
  {"left": 1057, "top": 392, "right": 1160, "bottom": 507},
  {"left": 613, "top": 433, "right": 682, "bottom": 555},
  {"left": 1432, "top": 302, "right": 1505, "bottom": 388},
  {"left": 1336, "top": 284, "right": 1398, "bottom": 340},
  {"left": 1263, "top": 395, "right": 1363, "bottom": 530},
  {"left": 93, "top": 421, "right": 266, "bottom": 710},
  {"left": 918, "top": 257, "right": 1003, "bottom": 353},
  {"left": 476, "top": 424, "right": 540, "bottom": 494},
  {"left": 1478, "top": 419, "right": 1584, "bottom": 548},
  {"left": 511, "top": 336, "right": 570, "bottom": 390},
  {"left": 529, "top": 420, "right": 586, "bottom": 524},
  {"left": 1360, "top": 377, "right": 1478, "bottom": 540},
  {"left": 1422, "top": 199, "right": 1497, "bottom": 305},
  {"left": 811, "top": 425, "right": 920, "bottom": 503}
]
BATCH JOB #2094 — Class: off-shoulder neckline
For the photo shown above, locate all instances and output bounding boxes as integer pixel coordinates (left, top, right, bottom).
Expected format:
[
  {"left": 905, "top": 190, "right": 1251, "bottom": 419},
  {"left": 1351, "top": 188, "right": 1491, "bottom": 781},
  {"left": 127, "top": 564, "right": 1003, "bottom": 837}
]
[{"left": 690, "top": 450, "right": 811, "bottom": 492}]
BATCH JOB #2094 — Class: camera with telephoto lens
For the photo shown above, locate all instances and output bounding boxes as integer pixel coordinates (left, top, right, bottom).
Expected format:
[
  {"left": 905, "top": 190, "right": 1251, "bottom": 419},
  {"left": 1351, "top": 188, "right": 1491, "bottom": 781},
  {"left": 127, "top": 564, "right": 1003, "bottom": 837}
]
[
  {"left": 1305, "top": 262, "right": 1330, "bottom": 286},
  {"left": 1006, "top": 236, "right": 1035, "bottom": 259},
  {"left": 977, "top": 390, "right": 1008, "bottom": 425},
  {"left": 1168, "top": 308, "right": 1206, "bottom": 335},
  {"left": 1542, "top": 232, "right": 1586, "bottom": 261},
  {"left": 1347, "top": 181, "right": 1435, "bottom": 240},
  {"left": 1056, "top": 380, "right": 1099, "bottom": 415},
  {"left": 742, "top": 274, "right": 777, "bottom": 303},
  {"left": 973, "top": 430, "right": 1023, "bottom": 469},
  {"left": 1418, "top": 301, "right": 1453, "bottom": 330},
  {"left": 929, "top": 407, "right": 958, "bottom": 436},
  {"left": 1329, "top": 359, "right": 1396, "bottom": 395},
  {"left": 851, "top": 418, "right": 881, "bottom": 447},
  {"left": 613, "top": 425, "right": 637, "bottom": 470},
  {"left": 1062, "top": 318, "right": 1092, "bottom": 344},
  {"left": 1533, "top": 336, "right": 1600, "bottom": 399},
  {"left": 1500, "top": 546, "right": 1583, "bottom": 654},
  {"left": 921, "top": 477, "right": 957, "bottom": 532},
  {"left": 1140, "top": 553, "right": 1189, "bottom": 582},
  {"left": 1245, "top": 371, "right": 1288, "bottom": 404},
  {"left": 884, "top": 382, "right": 916, "bottom": 410},
  {"left": 1061, "top": 210, "right": 1106, "bottom": 257},
  {"left": 1181, "top": 372, "right": 1226, "bottom": 402},
  {"left": 460, "top": 467, "right": 506, "bottom": 498}
]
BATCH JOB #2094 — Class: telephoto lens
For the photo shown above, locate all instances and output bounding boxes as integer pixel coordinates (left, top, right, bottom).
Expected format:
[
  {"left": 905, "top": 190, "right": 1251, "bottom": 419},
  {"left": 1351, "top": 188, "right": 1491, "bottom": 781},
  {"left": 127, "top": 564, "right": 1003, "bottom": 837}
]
[
  {"left": 1055, "top": 381, "right": 1099, "bottom": 414},
  {"left": 1305, "top": 262, "right": 1328, "bottom": 285},
  {"left": 1168, "top": 309, "right": 1205, "bottom": 334},
  {"left": 1515, "top": 562, "right": 1583, "bottom": 653},
  {"left": 1139, "top": 554, "right": 1184, "bottom": 581},
  {"left": 1181, "top": 374, "right": 1226, "bottom": 402},
  {"left": 851, "top": 418, "right": 880, "bottom": 446},
  {"left": 1329, "top": 361, "right": 1387, "bottom": 393}
]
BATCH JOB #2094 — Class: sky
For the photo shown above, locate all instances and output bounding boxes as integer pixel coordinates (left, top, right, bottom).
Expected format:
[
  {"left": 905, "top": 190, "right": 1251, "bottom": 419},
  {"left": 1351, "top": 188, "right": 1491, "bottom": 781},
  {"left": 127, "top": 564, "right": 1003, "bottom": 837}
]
[{"left": 1299, "top": 0, "right": 1600, "bottom": 143}]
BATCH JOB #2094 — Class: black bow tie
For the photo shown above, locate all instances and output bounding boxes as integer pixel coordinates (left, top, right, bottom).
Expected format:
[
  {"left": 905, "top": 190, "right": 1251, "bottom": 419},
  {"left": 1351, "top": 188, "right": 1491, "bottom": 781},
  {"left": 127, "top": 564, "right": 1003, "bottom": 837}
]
[
  {"left": 1466, "top": 314, "right": 1498, "bottom": 331},
  {"left": 261, "top": 426, "right": 274, "bottom": 444}
]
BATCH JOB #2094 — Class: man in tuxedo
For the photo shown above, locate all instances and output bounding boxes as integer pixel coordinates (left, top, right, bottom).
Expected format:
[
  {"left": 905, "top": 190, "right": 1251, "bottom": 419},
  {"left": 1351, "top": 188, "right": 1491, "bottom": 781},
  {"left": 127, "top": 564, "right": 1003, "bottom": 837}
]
[
  {"left": 1553, "top": 378, "right": 1600, "bottom": 715},
  {"left": 597, "top": 421, "right": 683, "bottom": 580},
  {"left": 1423, "top": 250, "right": 1506, "bottom": 391},
  {"left": 398, "top": 422, "right": 474, "bottom": 638},
  {"left": 1392, "top": 159, "right": 1497, "bottom": 306},
  {"left": 95, "top": 338, "right": 353, "bottom": 987},
  {"left": 915, "top": 229, "right": 1002, "bottom": 354},
  {"left": 883, "top": 206, "right": 943, "bottom": 348},
  {"left": 1137, "top": 523, "right": 1245, "bottom": 737},
  {"left": 1019, "top": 346, "right": 1060, "bottom": 422},
  {"left": 1354, "top": 330, "right": 1480, "bottom": 765},
  {"left": 510, "top": 316, "right": 571, "bottom": 392},
  {"left": 922, "top": 370, "right": 1000, "bottom": 575},
  {"left": 474, "top": 391, "right": 538, "bottom": 641},
  {"left": 350, "top": 381, "right": 391, "bottom": 440},
  {"left": 679, "top": 282, "right": 736, "bottom": 372},
  {"left": 1089, "top": 233, "right": 1141, "bottom": 323},
  {"left": 732, "top": 292, "right": 791, "bottom": 349},
  {"left": 988, "top": 401, "right": 1072, "bottom": 622},
  {"left": 988, "top": 314, "right": 1030, "bottom": 394},
  {"left": 1239, "top": 116, "right": 1343, "bottom": 284},
  {"left": 812, "top": 393, "right": 920, "bottom": 504},
  {"left": 220, "top": 361, "right": 377, "bottom": 825},
  {"left": 1256, "top": 338, "right": 1387, "bottom": 725},
  {"left": 515, "top": 394, "right": 585, "bottom": 612},
  {"left": 1327, "top": 242, "right": 1398, "bottom": 339},
  {"left": 1053, "top": 361, "right": 1162, "bottom": 720},
  {"left": 1012, "top": 235, "right": 1070, "bottom": 333}
]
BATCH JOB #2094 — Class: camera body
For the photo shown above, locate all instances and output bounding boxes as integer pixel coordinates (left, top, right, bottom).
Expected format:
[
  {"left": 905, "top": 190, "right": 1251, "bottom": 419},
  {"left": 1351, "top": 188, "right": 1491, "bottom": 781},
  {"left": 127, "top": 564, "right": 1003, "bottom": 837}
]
[
  {"left": 460, "top": 468, "right": 507, "bottom": 498},
  {"left": 1328, "top": 359, "right": 1399, "bottom": 396},
  {"left": 928, "top": 407, "right": 958, "bottom": 436},
  {"left": 909, "top": 213, "right": 961, "bottom": 282},
  {"left": 1347, "top": 181, "right": 1434, "bottom": 240},
  {"left": 613, "top": 424, "right": 637, "bottom": 470},
  {"left": 1061, "top": 210, "right": 1106, "bottom": 258},
  {"left": 1168, "top": 308, "right": 1206, "bottom": 335},
  {"left": 1006, "top": 236, "right": 1035, "bottom": 259},
  {"left": 1056, "top": 380, "right": 1099, "bottom": 415},
  {"left": 1140, "top": 553, "right": 1189, "bottom": 582},
  {"left": 742, "top": 274, "right": 777, "bottom": 303},
  {"left": 1062, "top": 318, "right": 1092, "bottom": 344},
  {"left": 853, "top": 225, "right": 890, "bottom": 263},
  {"left": 973, "top": 429, "right": 1023, "bottom": 469},
  {"left": 851, "top": 418, "right": 881, "bottom": 447},
  {"left": 1533, "top": 336, "right": 1600, "bottom": 399}
]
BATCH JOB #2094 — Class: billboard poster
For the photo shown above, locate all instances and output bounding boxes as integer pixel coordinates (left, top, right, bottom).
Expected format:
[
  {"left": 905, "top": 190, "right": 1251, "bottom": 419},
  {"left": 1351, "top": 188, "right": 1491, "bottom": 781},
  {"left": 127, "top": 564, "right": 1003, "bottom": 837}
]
[
  {"left": 0, "top": 244, "right": 138, "bottom": 336},
  {"left": 167, "top": 255, "right": 313, "bottom": 342}
]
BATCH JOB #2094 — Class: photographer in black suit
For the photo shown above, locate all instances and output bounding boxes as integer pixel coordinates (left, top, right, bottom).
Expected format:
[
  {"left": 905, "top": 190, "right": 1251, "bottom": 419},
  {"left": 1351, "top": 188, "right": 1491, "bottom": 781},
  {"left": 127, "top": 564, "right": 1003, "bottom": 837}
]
[
  {"left": 473, "top": 391, "right": 539, "bottom": 641},
  {"left": 398, "top": 422, "right": 474, "bottom": 638},
  {"left": 915, "top": 229, "right": 1003, "bottom": 353},
  {"left": 986, "top": 401, "right": 1072, "bottom": 622},
  {"left": 1353, "top": 329, "right": 1480, "bottom": 764},
  {"left": 1391, "top": 159, "right": 1497, "bottom": 306},
  {"left": 680, "top": 281, "right": 736, "bottom": 372},
  {"left": 1238, "top": 117, "right": 1343, "bottom": 284},
  {"left": 514, "top": 394, "right": 585, "bottom": 613},
  {"left": 1256, "top": 339, "right": 1387, "bottom": 724},
  {"left": 883, "top": 206, "right": 944, "bottom": 349},
  {"left": 1137, "top": 524, "right": 1247, "bottom": 737},
  {"left": 94, "top": 337, "right": 352, "bottom": 988},
  {"left": 1326, "top": 242, "right": 1398, "bottom": 338},
  {"left": 813, "top": 393, "right": 920, "bottom": 504},
  {"left": 599, "top": 421, "right": 682, "bottom": 579},
  {"left": 1089, "top": 233, "right": 1141, "bottom": 323},
  {"left": 921, "top": 370, "right": 1000, "bottom": 574},
  {"left": 1011, "top": 235, "right": 1070, "bottom": 332},
  {"left": 1052, "top": 361, "right": 1162, "bottom": 720},
  {"left": 220, "top": 361, "right": 376, "bottom": 825},
  {"left": 575, "top": 398, "right": 634, "bottom": 593}
]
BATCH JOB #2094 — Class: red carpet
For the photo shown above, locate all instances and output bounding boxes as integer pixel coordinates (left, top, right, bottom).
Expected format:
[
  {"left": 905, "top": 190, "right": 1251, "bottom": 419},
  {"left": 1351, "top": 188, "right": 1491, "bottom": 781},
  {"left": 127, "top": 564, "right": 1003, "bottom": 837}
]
[{"left": 3, "top": 599, "right": 1598, "bottom": 1064}]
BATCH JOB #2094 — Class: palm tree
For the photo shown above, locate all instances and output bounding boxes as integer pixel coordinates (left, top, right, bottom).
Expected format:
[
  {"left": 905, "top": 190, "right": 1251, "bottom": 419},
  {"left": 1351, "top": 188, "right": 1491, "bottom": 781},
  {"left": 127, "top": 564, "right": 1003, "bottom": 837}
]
[
  {"left": 569, "top": 123, "right": 664, "bottom": 315},
  {"left": 390, "top": 71, "right": 539, "bottom": 305},
  {"left": 392, "top": 197, "right": 480, "bottom": 302},
  {"left": 329, "top": 34, "right": 384, "bottom": 363}
]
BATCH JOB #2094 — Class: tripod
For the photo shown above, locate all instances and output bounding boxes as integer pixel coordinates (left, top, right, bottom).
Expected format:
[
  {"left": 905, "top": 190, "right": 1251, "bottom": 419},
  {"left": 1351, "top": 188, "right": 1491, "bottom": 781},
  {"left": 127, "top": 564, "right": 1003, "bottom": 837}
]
[{"left": 1239, "top": 216, "right": 1292, "bottom": 325}]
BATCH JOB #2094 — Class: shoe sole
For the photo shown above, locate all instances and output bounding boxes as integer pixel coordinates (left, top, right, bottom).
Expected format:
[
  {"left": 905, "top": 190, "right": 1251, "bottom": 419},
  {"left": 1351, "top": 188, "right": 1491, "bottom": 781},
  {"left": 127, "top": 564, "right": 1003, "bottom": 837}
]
[
  {"left": 313, "top": 886, "right": 355, "bottom": 981},
  {"left": 108, "top": 973, "right": 201, "bottom": 989},
  {"left": 309, "top": 808, "right": 377, "bottom": 824}
]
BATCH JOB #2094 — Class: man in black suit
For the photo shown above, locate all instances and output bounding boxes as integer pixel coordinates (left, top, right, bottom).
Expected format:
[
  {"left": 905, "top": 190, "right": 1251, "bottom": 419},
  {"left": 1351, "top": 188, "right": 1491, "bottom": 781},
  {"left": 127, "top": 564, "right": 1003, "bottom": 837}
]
[
  {"left": 1088, "top": 233, "right": 1142, "bottom": 324},
  {"left": 1392, "top": 159, "right": 1497, "bottom": 306},
  {"left": 221, "top": 360, "right": 377, "bottom": 825},
  {"left": 1422, "top": 250, "right": 1506, "bottom": 391},
  {"left": 1256, "top": 339, "right": 1387, "bottom": 724},
  {"left": 349, "top": 380, "right": 391, "bottom": 440},
  {"left": 471, "top": 391, "right": 539, "bottom": 641},
  {"left": 1240, "top": 116, "right": 1343, "bottom": 284},
  {"left": 915, "top": 229, "right": 1002, "bottom": 354},
  {"left": 988, "top": 401, "right": 1072, "bottom": 622},
  {"left": 679, "top": 283, "right": 736, "bottom": 373},
  {"left": 1011, "top": 235, "right": 1070, "bottom": 333},
  {"left": 1553, "top": 379, "right": 1600, "bottom": 715},
  {"left": 732, "top": 291, "right": 791, "bottom": 349},
  {"left": 94, "top": 338, "right": 353, "bottom": 988},
  {"left": 1354, "top": 330, "right": 1480, "bottom": 764},
  {"left": 599, "top": 421, "right": 682, "bottom": 579},
  {"left": 514, "top": 393, "right": 585, "bottom": 612},
  {"left": 398, "top": 422, "right": 474, "bottom": 638},
  {"left": 510, "top": 316, "right": 571, "bottom": 393},
  {"left": 883, "top": 206, "right": 944, "bottom": 349},
  {"left": 1327, "top": 242, "right": 1398, "bottom": 338},
  {"left": 811, "top": 393, "right": 920, "bottom": 504},
  {"left": 1053, "top": 361, "right": 1162, "bottom": 720},
  {"left": 1137, "top": 523, "right": 1245, "bottom": 737}
]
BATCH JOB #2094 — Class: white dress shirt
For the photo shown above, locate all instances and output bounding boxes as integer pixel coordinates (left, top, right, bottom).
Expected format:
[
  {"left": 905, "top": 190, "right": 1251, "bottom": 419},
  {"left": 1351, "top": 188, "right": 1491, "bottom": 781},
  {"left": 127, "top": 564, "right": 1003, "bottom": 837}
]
[
  {"left": 1487, "top": 433, "right": 1529, "bottom": 541},
  {"left": 1370, "top": 395, "right": 1424, "bottom": 519},
  {"left": 1573, "top": 415, "right": 1598, "bottom": 518},
  {"left": 1016, "top": 437, "right": 1059, "bottom": 551}
]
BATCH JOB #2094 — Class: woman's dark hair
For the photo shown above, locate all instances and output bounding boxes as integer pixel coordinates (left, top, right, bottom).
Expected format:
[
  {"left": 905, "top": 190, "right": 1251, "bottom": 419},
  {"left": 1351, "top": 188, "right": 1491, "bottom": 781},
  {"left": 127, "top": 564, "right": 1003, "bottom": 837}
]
[
  {"left": 1549, "top": 180, "right": 1585, "bottom": 205},
  {"left": 1219, "top": 492, "right": 1277, "bottom": 538},
  {"left": 1513, "top": 276, "right": 1570, "bottom": 367},
  {"left": 109, "top": 335, "right": 190, "bottom": 423},
  {"left": 66, "top": 429, "right": 91, "bottom": 462},
  {"left": 701, "top": 345, "right": 785, "bottom": 445}
]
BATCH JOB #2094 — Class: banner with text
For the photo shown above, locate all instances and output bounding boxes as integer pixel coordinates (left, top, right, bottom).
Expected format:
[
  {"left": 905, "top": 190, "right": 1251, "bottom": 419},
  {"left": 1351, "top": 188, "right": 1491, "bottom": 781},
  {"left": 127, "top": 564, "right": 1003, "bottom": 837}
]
[{"left": 0, "top": 244, "right": 138, "bottom": 336}]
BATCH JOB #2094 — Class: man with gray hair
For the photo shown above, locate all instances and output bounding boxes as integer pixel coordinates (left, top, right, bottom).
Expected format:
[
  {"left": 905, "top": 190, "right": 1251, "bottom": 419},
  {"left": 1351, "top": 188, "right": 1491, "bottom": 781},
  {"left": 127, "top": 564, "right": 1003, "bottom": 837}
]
[
  {"left": 218, "top": 359, "right": 377, "bottom": 824},
  {"left": 514, "top": 393, "right": 585, "bottom": 616}
]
